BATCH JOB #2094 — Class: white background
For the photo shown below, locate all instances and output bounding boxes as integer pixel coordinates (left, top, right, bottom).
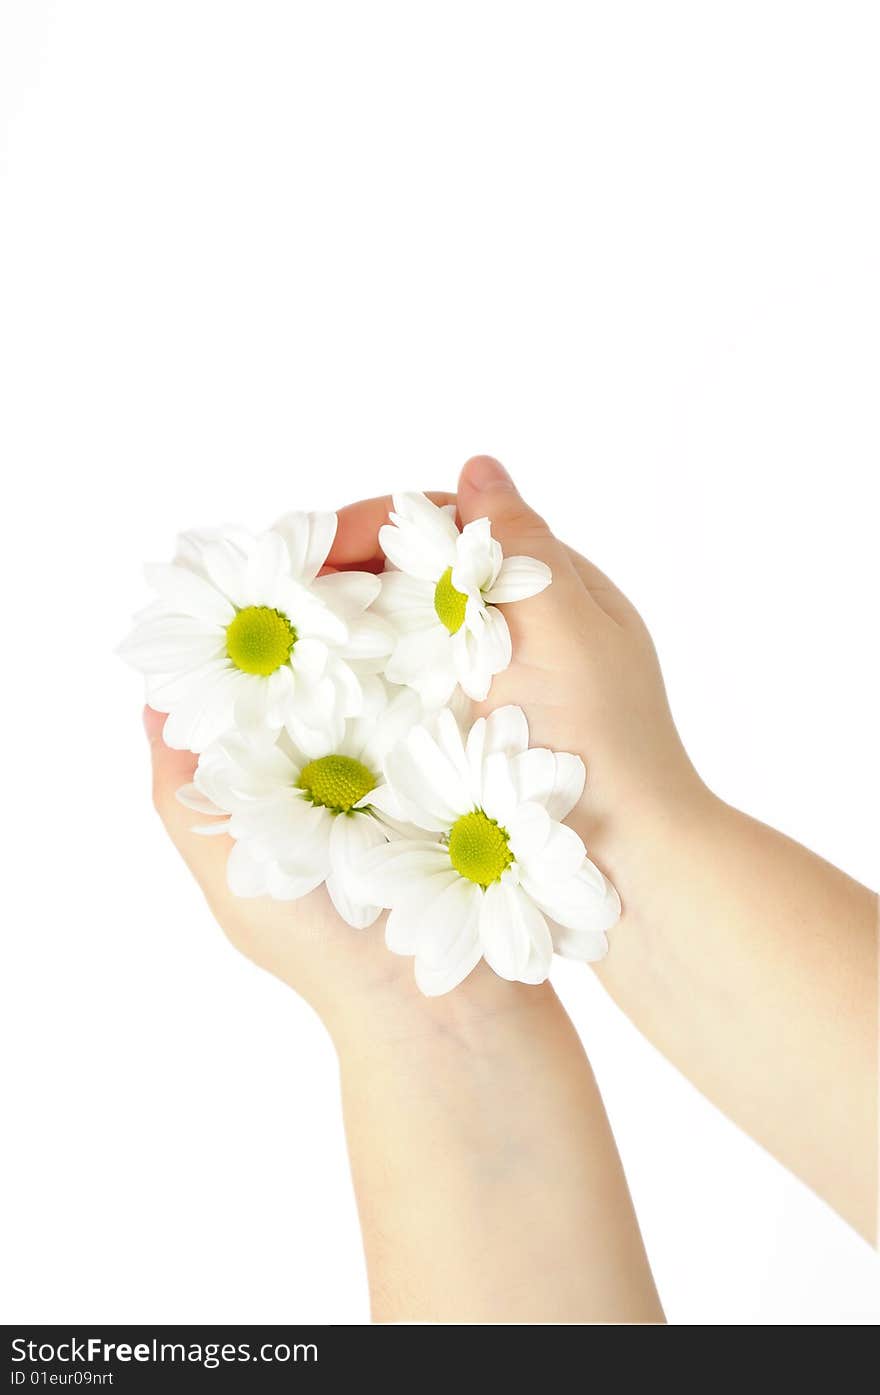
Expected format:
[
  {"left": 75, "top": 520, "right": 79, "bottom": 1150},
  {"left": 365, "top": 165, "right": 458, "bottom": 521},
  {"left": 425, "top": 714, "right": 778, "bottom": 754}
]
[{"left": 2, "top": 1, "right": 878, "bottom": 1325}]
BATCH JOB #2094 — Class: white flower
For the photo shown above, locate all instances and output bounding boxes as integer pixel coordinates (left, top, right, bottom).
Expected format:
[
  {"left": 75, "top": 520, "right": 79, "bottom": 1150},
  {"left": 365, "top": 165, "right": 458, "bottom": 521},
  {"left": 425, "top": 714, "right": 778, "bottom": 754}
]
[
  {"left": 357, "top": 705, "right": 620, "bottom": 996},
  {"left": 373, "top": 493, "right": 551, "bottom": 705},
  {"left": 119, "top": 513, "right": 392, "bottom": 754},
  {"left": 176, "top": 684, "right": 423, "bottom": 929}
]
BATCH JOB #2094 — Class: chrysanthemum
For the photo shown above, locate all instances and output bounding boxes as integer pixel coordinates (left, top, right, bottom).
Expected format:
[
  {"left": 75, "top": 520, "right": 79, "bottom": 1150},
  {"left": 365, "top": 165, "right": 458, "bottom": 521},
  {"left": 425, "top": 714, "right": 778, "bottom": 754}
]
[
  {"left": 373, "top": 493, "right": 551, "bottom": 705},
  {"left": 357, "top": 705, "right": 620, "bottom": 995},
  {"left": 176, "top": 684, "right": 422, "bottom": 928},
  {"left": 119, "top": 513, "right": 391, "bottom": 753}
]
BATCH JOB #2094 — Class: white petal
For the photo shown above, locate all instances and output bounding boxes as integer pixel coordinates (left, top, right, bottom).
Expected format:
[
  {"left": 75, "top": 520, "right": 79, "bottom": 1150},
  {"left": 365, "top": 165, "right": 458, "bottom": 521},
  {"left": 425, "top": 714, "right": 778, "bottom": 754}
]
[
  {"left": 483, "top": 555, "right": 553, "bottom": 604},
  {"left": 410, "top": 660, "right": 459, "bottom": 710},
  {"left": 118, "top": 617, "right": 225, "bottom": 674},
  {"left": 329, "top": 809, "right": 387, "bottom": 871},
  {"left": 358, "top": 685, "right": 423, "bottom": 765},
  {"left": 520, "top": 915, "right": 556, "bottom": 983},
  {"left": 480, "top": 751, "right": 519, "bottom": 825},
  {"left": 236, "top": 803, "right": 331, "bottom": 874},
  {"left": 390, "top": 492, "right": 460, "bottom": 545},
  {"left": 427, "top": 707, "right": 476, "bottom": 802},
  {"left": 243, "top": 531, "right": 290, "bottom": 603},
  {"left": 326, "top": 874, "right": 382, "bottom": 929},
  {"left": 384, "top": 624, "right": 450, "bottom": 686},
  {"left": 272, "top": 511, "right": 338, "bottom": 582},
  {"left": 280, "top": 581, "right": 348, "bottom": 645},
  {"left": 233, "top": 676, "right": 274, "bottom": 735},
  {"left": 357, "top": 838, "right": 451, "bottom": 907},
  {"left": 414, "top": 938, "right": 483, "bottom": 997},
  {"left": 511, "top": 748, "right": 585, "bottom": 821},
  {"left": 483, "top": 705, "right": 530, "bottom": 759},
  {"left": 175, "top": 524, "right": 253, "bottom": 572},
  {"left": 287, "top": 672, "right": 337, "bottom": 725},
  {"left": 479, "top": 882, "right": 553, "bottom": 984},
  {"left": 326, "top": 655, "right": 364, "bottom": 717},
  {"left": 413, "top": 882, "right": 482, "bottom": 997},
  {"left": 372, "top": 571, "right": 437, "bottom": 630},
  {"left": 145, "top": 656, "right": 231, "bottom": 710},
  {"left": 381, "top": 749, "right": 453, "bottom": 831},
  {"left": 517, "top": 819, "right": 586, "bottom": 883},
  {"left": 361, "top": 779, "right": 408, "bottom": 822},
  {"left": 161, "top": 668, "right": 246, "bottom": 751},
  {"left": 451, "top": 613, "right": 510, "bottom": 700},
  {"left": 290, "top": 636, "right": 328, "bottom": 683},
  {"left": 265, "top": 865, "right": 326, "bottom": 901},
  {"left": 175, "top": 783, "right": 224, "bottom": 817},
  {"left": 191, "top": 536, "right": 250, "bottom": 607},
  {"left": 479, "top": 605, "right": 513, "bottom": 672},
  {"left": 385, "top": 868, "right": 460, "bottom": 954},
  {"left": 324, "top": 814, "right": 384, "bottom": 926},
  {"left": 510, "top": 747, "right": 555, "bottom": 805},
  {"left": 311, "top": 569, "right": 381, "bottom": 618},
  {"left": 450, "top": 628, "right": 492, "bottom": 702},
  {"left": 143, "top": 563, "right": 235, "bottom": 626},
  {"left": 265, "top": 665, "right": 297, "bottom": 727},
  {"left": 285, "top": 709, "right": 345, "bottom": 759},
  {"left": 522, "top": 862, "right": 621, "bottom": 934},
  {"left": 339, "top": 612, "right": 394, "bottom": 664},
  {"left": 546, "top": 753, "right": 587, "bottom": 821},
  {"left": 451, "top": 518, "right": 501, "bottom": 594},
  {"left": 226, "top": 841, "right": 269, "bottom": 897},
  {"left": 478, "top": 881, "right": 528, "bottom": 980},
  {"left": 550, "top": 923, "right": 610, "bottom": 964},
  {"left": 404, "top": 726, "right": 472, "bottom": 815},
  {"left": 399, "top": 877, "right": 475, "bottom": 968},
  {"left": 507, "top": 801, "right": 552, "bottom": 859},
  {"left": 379, "top": 498, "right": 458, "bottom": 580}
]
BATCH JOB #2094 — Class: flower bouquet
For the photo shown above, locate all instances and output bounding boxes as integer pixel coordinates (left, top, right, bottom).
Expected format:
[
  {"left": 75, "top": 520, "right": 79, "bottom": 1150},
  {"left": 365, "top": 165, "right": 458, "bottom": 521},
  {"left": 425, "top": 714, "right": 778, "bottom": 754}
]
[{"left": 120, "top": 494, "right": 620, "bottom": 995}]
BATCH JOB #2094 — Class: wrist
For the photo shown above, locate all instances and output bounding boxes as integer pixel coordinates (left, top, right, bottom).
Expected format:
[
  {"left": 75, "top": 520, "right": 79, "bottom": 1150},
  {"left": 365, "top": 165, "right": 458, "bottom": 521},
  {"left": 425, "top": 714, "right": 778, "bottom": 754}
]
[{"left": 327, "top": 959, "right": 563, "bottom": 1066}]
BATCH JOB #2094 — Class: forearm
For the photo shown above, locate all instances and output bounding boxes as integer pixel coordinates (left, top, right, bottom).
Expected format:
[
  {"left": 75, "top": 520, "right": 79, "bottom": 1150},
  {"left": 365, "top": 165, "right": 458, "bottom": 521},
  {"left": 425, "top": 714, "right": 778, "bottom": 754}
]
[
  {"left": 335, "top": 975, "right": 663, "bottom": 1323},
  {"left": 588, "top": 789, "right": 879, "bottom": 1241}
]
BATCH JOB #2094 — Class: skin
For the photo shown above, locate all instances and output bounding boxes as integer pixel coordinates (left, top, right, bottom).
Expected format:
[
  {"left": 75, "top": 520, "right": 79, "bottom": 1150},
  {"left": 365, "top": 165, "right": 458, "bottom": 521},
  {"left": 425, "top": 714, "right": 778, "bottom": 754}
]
[
  {"left": 329, "top": 454, "right": 879, "bottom": 1242},
  {"left": 145, "top": 453, "right": 878, "bottom": 1322}
]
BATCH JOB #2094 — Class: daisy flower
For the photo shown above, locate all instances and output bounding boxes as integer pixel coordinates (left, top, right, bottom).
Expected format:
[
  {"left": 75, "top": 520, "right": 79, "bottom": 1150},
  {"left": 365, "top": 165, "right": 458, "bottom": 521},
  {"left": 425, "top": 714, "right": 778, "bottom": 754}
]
[
  {"left": 119, "top": 513, "right": 391, "bottom": 754},
  {"left": 357, "top": 705, "right": 621, "bottom": 996},
  {"left": 373, "top": 493, "right": 551, "bottom": 705},
  {"left": 176, "top": 684, "right": 423, "bottom": 928}
]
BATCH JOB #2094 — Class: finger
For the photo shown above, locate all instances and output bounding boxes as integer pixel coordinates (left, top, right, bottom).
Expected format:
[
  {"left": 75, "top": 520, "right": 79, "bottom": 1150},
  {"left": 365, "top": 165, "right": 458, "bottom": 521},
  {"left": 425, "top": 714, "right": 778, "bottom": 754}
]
[
  {"left": 565, "top": 546, "right": 639, "bottom": 628},
  {"left": 144, "top": 706, "right": 233, "bottom": 883},
  {"left": 456, "top": 455, "right": 583, "bottom": 611},
  {"left": 329, "top": 491, "right": 456, "bottom": 569}
]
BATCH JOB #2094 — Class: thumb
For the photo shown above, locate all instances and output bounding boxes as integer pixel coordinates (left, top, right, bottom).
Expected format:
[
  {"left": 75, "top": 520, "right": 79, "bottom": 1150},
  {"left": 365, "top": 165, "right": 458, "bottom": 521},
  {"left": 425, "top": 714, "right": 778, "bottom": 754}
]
[{"left": 457, "top": 454, "right": 568, "bottom": 576}]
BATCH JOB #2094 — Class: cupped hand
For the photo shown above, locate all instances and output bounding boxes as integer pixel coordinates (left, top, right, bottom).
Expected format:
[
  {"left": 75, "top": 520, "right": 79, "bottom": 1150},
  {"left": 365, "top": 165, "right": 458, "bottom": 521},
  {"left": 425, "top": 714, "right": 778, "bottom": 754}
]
[{"left": 337, "top": 457, "right": 710, "bottom": 858}]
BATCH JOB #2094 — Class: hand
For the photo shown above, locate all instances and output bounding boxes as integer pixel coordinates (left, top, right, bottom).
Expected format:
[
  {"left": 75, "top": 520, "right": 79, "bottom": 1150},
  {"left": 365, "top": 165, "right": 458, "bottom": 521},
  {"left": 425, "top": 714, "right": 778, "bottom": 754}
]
[{"left": 334, "top": 457, "right": 711, "bottom": 910}]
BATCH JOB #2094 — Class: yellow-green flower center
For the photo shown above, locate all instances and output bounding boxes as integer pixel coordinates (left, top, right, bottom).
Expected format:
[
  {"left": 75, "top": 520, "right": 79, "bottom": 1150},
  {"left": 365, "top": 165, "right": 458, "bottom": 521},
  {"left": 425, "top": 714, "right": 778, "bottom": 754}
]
[
  {"left": 447, "top": 809, "right": 513, "bottom": 887},
  {"left": 226, "top": 606, "right": 297, "bottom": 676},
  {"left": 434, "top": 567, "right": 468, "bottom": 634},
  {"left": 298, "top": 755, "right": 377, "bottom": 814}
]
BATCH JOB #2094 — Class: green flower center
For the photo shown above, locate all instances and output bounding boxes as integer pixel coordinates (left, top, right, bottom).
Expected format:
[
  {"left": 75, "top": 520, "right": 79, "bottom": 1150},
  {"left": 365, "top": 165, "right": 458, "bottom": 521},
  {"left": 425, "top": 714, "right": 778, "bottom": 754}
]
[
  {"left": 434, "top": 567, "right": 468, "bottom": 634},
  {"left": 226, "top": 606, "right": 297, "bottom": 676},
  {"left": 447, "top": 809, "right": 513, "bottom": 887},
  {"left": 298, "top": 754, "right": 377, "bottom": 814}
]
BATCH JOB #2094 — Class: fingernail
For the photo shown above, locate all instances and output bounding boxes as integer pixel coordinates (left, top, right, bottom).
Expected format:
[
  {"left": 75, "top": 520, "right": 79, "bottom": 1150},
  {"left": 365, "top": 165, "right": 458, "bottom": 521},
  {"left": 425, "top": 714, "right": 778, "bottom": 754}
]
[{"left": 465, "top": 455, "right": 516, "bottom": 493}]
